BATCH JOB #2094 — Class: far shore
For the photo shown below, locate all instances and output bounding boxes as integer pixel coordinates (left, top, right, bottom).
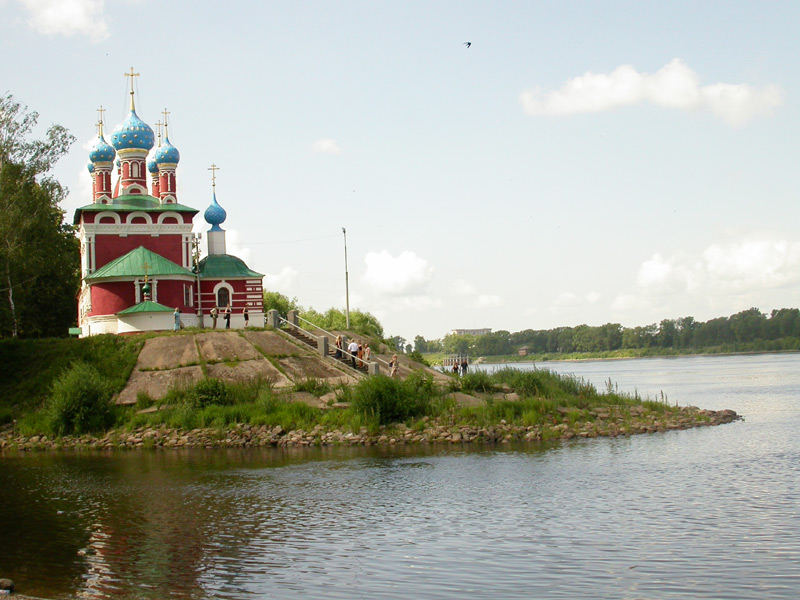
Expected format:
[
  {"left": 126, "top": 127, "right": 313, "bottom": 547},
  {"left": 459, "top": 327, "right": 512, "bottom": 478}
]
[{"left": 448, "top": 348, "right": 800, "bottom": 366}]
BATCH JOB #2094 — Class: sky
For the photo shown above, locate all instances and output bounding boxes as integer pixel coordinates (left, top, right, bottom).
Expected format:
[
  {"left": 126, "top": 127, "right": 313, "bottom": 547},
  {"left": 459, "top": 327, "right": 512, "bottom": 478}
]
[{"left": 2, "top": 0, "right": 800, "bottom": 343}]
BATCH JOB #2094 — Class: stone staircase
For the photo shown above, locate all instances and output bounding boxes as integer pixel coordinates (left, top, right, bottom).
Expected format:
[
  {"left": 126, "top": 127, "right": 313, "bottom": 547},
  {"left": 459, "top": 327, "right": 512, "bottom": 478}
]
[{"left": 282, "top": 327, "right": 370, "bottom": 375}]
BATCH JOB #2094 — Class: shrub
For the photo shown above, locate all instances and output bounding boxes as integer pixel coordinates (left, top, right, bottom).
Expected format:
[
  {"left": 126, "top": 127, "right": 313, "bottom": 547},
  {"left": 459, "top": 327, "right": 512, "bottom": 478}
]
[
  {"left": 459, "top": 371, "right": 495, "bottom": 393},
  {"left": 350, "top": 374, "right": 431, "bottom": 425},
  {"left": 47, "top": 362, "right": 115, "bottom": 436},
  {"left": 190, "top": 378, "right": 231, "bottom": 408}
]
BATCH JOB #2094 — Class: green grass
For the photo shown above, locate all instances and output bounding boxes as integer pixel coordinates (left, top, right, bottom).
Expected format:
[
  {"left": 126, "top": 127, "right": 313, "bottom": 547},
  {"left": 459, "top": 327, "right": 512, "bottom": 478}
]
[{"left": 0, "top": 334, "right": 142, "bottom": 415}]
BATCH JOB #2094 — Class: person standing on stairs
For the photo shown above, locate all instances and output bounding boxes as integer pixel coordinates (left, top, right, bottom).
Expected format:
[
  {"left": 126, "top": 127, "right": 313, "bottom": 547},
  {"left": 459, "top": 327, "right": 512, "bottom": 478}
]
[{"left": 348, "top": 339, "right": 359, "bottom": 367}]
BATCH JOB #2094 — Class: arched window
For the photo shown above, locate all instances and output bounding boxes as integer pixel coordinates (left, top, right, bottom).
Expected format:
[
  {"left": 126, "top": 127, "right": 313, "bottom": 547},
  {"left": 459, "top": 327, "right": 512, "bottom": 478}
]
[{"left": 217, "top": 288, "right": 230, "bottom": 308}]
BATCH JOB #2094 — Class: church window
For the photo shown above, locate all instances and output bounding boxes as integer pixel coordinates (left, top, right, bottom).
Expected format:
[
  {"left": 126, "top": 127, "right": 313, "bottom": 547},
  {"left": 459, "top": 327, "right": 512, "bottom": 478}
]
[{"left": 217, "top": 288, "right": 230, "bottom": 308}]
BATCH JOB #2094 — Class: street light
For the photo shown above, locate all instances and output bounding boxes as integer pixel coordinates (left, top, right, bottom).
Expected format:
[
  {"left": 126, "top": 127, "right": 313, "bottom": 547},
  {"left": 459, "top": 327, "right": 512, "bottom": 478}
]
[
  {"left": 342, "top": 227, "right": 350, "bottom": 329},
  {"left": 192, "top": 232, "right": 204, "bottom": 327}
]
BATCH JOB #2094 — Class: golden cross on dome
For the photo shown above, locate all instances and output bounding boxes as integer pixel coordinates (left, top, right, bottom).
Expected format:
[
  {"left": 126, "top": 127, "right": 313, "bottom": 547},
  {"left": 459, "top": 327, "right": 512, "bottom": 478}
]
[
  {"left": 154, "top": 120, "right": 163, "bottom": 145},
  {"left": 208, "top": 164, "right": 220, "bottom": 189},
  {"left": 142, "top": 261, "right": 151, "bottom": 281},
  {"left": 161, "top": 108, "right": 171, "bottom": 137},
  {"left": 124, "top": 67, "right": 140, "bottom": 111},
  {"left": 96, "top": 106, "right": 106, "bottom": 136}
]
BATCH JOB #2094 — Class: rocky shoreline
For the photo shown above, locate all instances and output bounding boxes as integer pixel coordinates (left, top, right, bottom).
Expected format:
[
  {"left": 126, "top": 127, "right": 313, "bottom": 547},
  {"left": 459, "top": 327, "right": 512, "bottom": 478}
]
[{"left": 0, "top": 405, "right": 741, "bottom": 452}]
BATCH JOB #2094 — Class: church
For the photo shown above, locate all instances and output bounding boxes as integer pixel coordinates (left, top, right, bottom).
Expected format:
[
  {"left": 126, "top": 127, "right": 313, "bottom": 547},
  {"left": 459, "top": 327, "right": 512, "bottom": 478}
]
[{"left": 74, "top": 71, "right": 264, "bottom": 336}]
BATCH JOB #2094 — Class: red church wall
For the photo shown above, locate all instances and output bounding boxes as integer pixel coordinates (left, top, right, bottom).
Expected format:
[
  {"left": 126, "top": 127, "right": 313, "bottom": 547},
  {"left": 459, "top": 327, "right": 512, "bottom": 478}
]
[
  {"left": 89, "top": 279, "right": 195, "bottom": 316},
  {"left": 94, "top": 234, "right": 184, "bottom": 269},
  {"left": 156, "top": 280, "right": 195, "bottom": 312},
  {"left": 198, "top": 279, "right": 264, "bottom": 313},
  {"left": 90, "top": 282, "right": 135, "bottom": 316}
]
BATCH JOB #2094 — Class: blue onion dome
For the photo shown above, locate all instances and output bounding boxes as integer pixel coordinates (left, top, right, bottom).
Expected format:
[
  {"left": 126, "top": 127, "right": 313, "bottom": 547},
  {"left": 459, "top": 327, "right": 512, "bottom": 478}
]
[
  {"left": 111, "top": 109, "right": 155, "bottom": 151},
  {"left": 204, "top": 193, "right": 227, "bottom": 231},
  {"left": 154, "top": 136, "right": 180, "bottom": 165},
  {"left": 90, "top": 133, "right": 116, "bottom": 163},
  {"left": 87, "top": 162, "right": 95, "bottom": 174},
  {"left": 147, "top": 157, "right": 159, "bottom": 175}
]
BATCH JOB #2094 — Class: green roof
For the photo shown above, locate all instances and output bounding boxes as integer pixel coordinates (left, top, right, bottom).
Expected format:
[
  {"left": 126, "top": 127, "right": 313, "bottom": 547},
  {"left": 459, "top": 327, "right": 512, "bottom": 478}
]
[
  {"left": 87, "top": 246, "right": 195, "bottom": 280},
  {"left": 198, "top": 254, "right": 263, "bottom": 278},
  {"left": 74, "top": 194, "right": 198, "bottom": 224},
  {"left": 117, "top": 300, "right": 175, "bottom": 315}
]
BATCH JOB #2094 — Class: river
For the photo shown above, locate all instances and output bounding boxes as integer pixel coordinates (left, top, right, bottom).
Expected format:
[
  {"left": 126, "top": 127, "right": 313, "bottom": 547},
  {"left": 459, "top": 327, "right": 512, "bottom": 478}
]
[{"left": 1, "top": 353, "right": 798, "bottom": 599}]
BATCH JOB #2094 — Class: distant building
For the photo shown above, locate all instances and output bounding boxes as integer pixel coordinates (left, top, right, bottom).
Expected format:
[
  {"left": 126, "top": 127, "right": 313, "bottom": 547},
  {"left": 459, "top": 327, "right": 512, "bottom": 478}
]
[
  {"left": 74, "top": 72, "right": 263, "bottom": 336},
  {"left": 449, "top": 328, "right": 492, "bottom": 337}
]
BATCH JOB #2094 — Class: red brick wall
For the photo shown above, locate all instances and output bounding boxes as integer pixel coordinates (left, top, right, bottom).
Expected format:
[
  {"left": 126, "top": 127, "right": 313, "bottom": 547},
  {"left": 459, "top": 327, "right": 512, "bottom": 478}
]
[{"left": 94, "top": 234, "right": 184, "bottom": 269}]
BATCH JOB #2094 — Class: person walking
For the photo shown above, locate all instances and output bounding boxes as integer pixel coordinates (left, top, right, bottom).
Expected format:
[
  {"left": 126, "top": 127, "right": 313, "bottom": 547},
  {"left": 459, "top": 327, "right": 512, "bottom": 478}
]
[
  {"left": 335, "top": 335, "right": 343, "bottom": 359},
  {"left": 224, "top": 304, "right": 231, "bottom": 329},
  {"left": 173, "top": 307, "right": 181, "bottom": 331},
  {"left": 243, "top": 306, "right": 249, "bottom": 327},
  {"left": 210, "top": 306, "right": 218, "bottom": 329},
  {"left": 357, "top": 343, "right": 364, "bottom": 367},
  {"left": 364, "top": 343, "right": 371, "bottom": 363},
  {"left": 390, "top": 354, "right": 399, "bottom": 378}
]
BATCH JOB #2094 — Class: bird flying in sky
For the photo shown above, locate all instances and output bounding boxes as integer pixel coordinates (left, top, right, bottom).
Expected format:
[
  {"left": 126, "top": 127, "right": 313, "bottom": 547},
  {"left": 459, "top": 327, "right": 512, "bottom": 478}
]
[{"left": 463, "top": 42, "right": 471, "bottom": 48}]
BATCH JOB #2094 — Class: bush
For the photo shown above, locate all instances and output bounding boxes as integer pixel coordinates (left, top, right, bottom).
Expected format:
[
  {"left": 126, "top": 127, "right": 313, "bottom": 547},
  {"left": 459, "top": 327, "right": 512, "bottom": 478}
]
[
  {"left": 350, "top": 374, "right": 431, "bottom": 425},
  {"left": 47, "top": 362, "right": 115, "bottom": 435},
  {"left": 460, "top": 371, "right": 495, "bottom": 393},
  {"left": 190, "top": 378, "right": 231, "bottom": 408}
]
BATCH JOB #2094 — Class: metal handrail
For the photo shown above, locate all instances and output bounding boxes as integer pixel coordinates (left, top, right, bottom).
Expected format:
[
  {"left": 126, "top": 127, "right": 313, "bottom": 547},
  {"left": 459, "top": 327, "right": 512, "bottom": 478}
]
[{"left": 282, "top": 315, "right": 390, "bottom": 369}]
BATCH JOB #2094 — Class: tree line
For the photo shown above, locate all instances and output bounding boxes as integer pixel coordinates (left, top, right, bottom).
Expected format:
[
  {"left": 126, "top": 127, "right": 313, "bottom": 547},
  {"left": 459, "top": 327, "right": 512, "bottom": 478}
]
[{"left": 412, "top": 307, "right": 800, "bottom": 356}]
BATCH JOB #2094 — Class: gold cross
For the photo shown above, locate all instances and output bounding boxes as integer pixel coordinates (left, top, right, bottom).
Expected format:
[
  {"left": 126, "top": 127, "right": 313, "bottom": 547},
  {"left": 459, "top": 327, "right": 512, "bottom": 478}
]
[
  {"left": 124, "top": 67, "right": 140, "bottom": 110},
  {"left": 142, "top": 261, "right": 150, "bottom": 282},
  {"left": 96, "top": 106, "right": 106, "bottom": 135},
  {"left": 124, "top": 67, "right": 140, "bottom": 90},
  {"left": 154, "top": 120, "right": 163, "bottom": 144},
  {"left": 208, "top": 164, "right": 220, "bottom": 189},
  {"left": 161, "top": 108, "right": 170, "bottom": 136}
]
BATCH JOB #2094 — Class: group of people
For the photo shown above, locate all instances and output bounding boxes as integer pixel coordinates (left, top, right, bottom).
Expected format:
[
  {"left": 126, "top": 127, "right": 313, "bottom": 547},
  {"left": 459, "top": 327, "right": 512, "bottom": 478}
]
[
  {"left": 335, "top": 335, "right": 372, "bottom": 369},
  {"left": 209, "top": 305, "right": 248, "bottom": 329},
  {"left": 173, "top": 304, "right": 249, "bottom": 330},
  {"left": 451, "top": 358, "right": 469, "bottom": 376}
]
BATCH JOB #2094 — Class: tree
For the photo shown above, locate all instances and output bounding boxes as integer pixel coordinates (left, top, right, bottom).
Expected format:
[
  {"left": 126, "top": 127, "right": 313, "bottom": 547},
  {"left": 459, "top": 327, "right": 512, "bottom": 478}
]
[
  {"left": 729, "top": 308, "right": 766, "bottom": 343},
  {"left": 299, "top": 305, "right": 384, "bottom": 339},
  {"left": 0, "top": 94, "right": 77, "bottom": 337},
  {"left": 262, "top": 291, "right": 301, "bottom": 319}
]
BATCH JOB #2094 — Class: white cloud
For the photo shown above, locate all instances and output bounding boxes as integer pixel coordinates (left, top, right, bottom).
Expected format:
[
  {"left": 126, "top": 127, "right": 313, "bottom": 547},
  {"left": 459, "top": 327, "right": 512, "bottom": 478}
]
[
  {"left": 454, "top": 279, "right": 477, "bottom": 295},
  {"left": 264, "top": 266, "right": 299, "bottom": 292},
  {"left": 224, "top": 229, "right": 250, "bottom": 264},
  {"left": 703, "top": 240, "right": 800, "bottom": 292},
  {"left": 362, "top": 250, "right": 434, "bottom": 295},
  {"left": 17, "top": 0, "right": 110, "bottom": 42},
  {"left": 520, "top": 58, "right": 783, "bottom": 126},
  {"left": 474, "top": 294, "right": 504, "bottom": 309},
  {"left": 615, "top": 238, "right": 800, "bottom": 316},
  {"left": 310, "top": 138, "right": 342, "bottom": 155}
]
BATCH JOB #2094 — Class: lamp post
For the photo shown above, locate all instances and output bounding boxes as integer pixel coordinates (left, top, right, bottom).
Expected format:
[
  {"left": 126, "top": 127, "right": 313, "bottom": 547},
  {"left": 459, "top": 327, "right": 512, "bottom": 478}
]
[
  {"left": 342, "top": 227, "right": 350, "bottom": 329},
  {"left": 192, "top": 232, "right": 204, "bottom": 327}
]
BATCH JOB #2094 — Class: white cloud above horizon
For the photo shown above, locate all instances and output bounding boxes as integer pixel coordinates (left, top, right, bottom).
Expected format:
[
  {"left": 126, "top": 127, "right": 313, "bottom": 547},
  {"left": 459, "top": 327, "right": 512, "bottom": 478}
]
[
  {"left": 263, "top": 265, "right": 299, "bottom": 293},
  {"left": 310, "top": 138, "right": 342, "bottom": 155},
  {"left": 362, "top": 250, "right": 434, "bottom": 296},
  {"left": 520, "top": 58, "right": 783, "bottom": 126},
  {"left": 611, "top": 237, "right": 800, "bottom": 317},
  {"left": 16, "top": 0, "right": 110, "bottom": 42}
]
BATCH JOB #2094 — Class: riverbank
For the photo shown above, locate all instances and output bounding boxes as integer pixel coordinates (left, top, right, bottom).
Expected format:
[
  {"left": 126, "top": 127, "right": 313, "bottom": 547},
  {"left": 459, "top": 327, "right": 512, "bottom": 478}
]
[{"left": 0, "top": 404, "right": 740, "bottom": 452}]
